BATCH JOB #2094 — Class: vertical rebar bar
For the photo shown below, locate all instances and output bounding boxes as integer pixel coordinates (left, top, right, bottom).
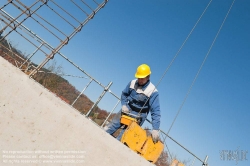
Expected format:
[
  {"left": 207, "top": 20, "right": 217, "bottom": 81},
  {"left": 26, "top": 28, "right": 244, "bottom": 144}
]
[
  {"left": 19, "top": 43, "right": 43, "bottom": 69},
  {"left": 71, "top": 79, "right": 93, "bottom": 106},
  {"left": 101, "top": 99, "right": 120, "bottom": 127},
  {"left": 202, "top": 155, "right": 208, "bottom": 166},
  {"left": 85, "top": 81, "right": 112, "bottom": 117}
]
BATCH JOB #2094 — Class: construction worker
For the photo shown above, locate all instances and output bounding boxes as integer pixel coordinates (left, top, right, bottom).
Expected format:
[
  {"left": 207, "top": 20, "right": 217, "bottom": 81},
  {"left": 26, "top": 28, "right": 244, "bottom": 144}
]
[{"left": 104, "top": 64, "right": 161, "bottom": 143}]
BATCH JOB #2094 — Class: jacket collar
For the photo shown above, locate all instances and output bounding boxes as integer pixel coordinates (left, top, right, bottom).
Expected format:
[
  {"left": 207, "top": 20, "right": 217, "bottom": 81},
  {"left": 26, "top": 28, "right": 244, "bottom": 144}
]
[{"left": 135, "top": 79, "right": 150, "bottom": 91}]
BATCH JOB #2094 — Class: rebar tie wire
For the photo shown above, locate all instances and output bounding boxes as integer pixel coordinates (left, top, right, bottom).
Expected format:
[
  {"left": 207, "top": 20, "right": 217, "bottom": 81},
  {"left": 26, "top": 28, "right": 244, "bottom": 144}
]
[{"left": 38, "top": 70, "right": 88, "bottom": 79}]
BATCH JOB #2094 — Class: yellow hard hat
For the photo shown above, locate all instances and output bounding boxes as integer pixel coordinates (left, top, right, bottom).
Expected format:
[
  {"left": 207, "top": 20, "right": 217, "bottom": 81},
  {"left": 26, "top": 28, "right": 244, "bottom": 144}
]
[{"left": 135, "top": 64, "right": 151, "bottom": 78}]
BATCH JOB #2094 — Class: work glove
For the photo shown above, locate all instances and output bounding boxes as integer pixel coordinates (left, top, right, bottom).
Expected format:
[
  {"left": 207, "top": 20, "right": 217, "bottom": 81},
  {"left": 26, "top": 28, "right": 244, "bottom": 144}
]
[
  {"left": 151, "top": 130, "right": 160, "bottom": 143},
  {"left": 121, "top": 105, "right": 130, "bottom": 113}
]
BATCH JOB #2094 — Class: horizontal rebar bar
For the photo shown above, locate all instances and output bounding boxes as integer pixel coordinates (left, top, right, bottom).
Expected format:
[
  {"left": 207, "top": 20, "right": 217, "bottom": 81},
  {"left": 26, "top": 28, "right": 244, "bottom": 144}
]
[
  {"left": 71, "top": 0, "right": 89, "bottom": 16},
  {"left": 50, "top": 0, "right": 82, "bottom": 24},
  {"left": 92, "top": 0, "right": 100, "bottom": 6},
  {"left": 81, "top": 0, "right": 95, "bottom": 11},
  {"left": 44, "top": 3, "right": 77, "bottom": 29}
]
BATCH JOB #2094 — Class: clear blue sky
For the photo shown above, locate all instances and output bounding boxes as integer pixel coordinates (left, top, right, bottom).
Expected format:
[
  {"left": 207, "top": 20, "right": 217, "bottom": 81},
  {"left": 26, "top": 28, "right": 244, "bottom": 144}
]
[{"left": 1, "top": 0, "right": 249, "bottom": 165}]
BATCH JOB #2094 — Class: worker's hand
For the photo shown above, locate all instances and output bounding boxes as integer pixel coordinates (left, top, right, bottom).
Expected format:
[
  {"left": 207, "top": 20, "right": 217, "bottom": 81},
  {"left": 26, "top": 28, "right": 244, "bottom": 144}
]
[
  {"left": 121, "top": 105, "right": 130, "bottom": 113},
  {"left": 151, "top": 130, "right": 160, "bottom": 143}
]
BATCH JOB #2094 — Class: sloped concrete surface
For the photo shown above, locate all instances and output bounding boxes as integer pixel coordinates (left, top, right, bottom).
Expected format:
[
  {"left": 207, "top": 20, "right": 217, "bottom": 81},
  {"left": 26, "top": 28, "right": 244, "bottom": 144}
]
[{"left": 0, "top": 57, "right": 154, "bottom": 166}]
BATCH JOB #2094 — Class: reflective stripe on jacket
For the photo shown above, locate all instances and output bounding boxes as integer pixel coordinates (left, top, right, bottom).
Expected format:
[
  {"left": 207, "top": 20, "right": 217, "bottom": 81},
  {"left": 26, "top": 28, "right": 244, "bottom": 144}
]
[{"left": 121, "top": 79, "right": 161, "bottom": 130}]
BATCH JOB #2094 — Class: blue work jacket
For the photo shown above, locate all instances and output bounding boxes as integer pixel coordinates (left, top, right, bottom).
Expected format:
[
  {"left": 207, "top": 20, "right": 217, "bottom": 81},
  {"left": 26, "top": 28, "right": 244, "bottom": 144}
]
[{"left": 121, "top": 79, "right": 161, "bottom": 130}]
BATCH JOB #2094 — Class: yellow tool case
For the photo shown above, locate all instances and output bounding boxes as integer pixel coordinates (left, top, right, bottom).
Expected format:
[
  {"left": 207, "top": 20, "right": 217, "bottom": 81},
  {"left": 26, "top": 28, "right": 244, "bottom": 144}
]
[{"left": 120, "top": 115, "right": 164, "bottom": 163}]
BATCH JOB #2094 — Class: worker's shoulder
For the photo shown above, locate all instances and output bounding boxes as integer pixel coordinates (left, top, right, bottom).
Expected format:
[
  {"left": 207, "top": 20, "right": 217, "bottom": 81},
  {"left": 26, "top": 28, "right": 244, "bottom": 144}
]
[
  {"left": 146, "top": 82, "right": 158, "bottom": 94},
  {"left": 130, "top": 79, "right": 137, "bottom": 85}
]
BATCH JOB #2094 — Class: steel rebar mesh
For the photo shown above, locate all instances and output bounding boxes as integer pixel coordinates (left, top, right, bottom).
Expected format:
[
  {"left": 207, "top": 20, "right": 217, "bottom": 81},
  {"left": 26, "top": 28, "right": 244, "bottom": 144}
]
[
  {"left": 0, "top": 0, "right": 114, "bottom": 124},
  {"left": 0, "top": 0, "right": 107, "bottom": 73}
]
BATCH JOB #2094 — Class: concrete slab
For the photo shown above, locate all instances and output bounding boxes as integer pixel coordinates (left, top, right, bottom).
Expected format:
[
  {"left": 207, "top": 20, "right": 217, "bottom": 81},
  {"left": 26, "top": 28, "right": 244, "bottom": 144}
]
[{"left": 0, "top": 57, "right": 154, "bottom": 166}]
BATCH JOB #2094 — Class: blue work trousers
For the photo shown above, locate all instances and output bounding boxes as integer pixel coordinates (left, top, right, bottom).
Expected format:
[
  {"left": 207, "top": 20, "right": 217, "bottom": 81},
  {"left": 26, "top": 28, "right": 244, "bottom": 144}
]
[{"left": 105, "top": 110, "right": 148, "bottom": 141}]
